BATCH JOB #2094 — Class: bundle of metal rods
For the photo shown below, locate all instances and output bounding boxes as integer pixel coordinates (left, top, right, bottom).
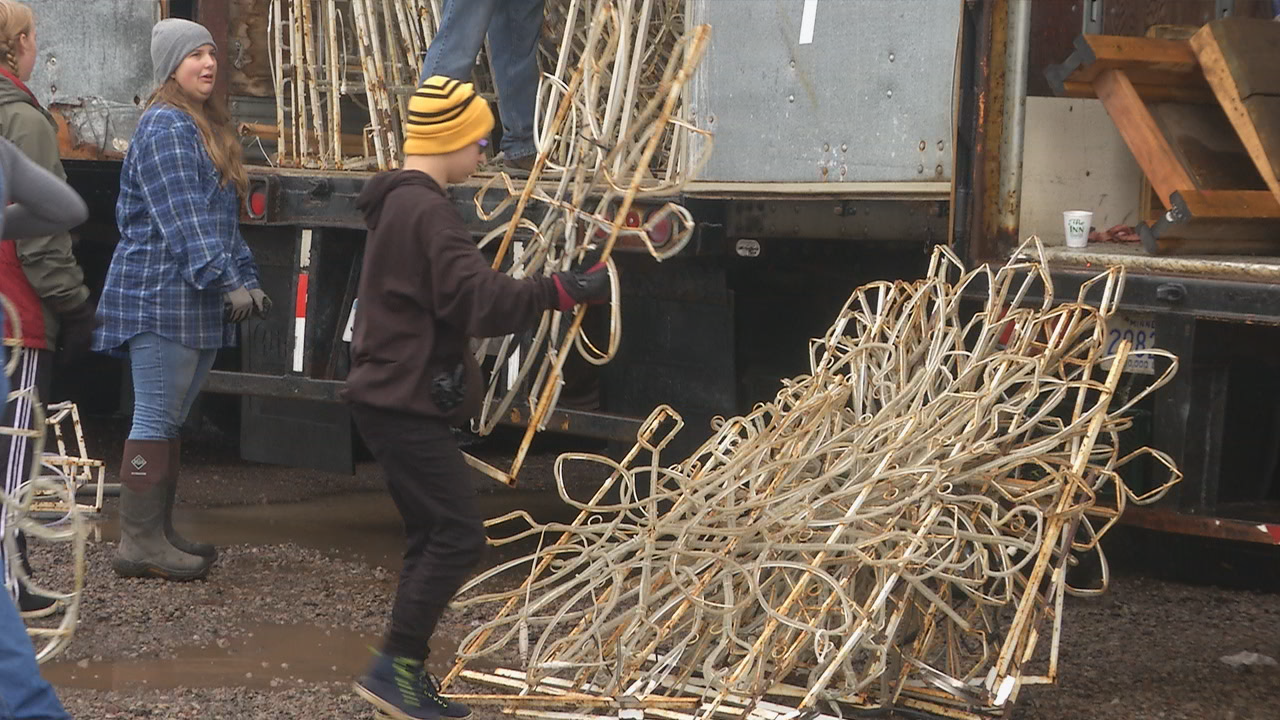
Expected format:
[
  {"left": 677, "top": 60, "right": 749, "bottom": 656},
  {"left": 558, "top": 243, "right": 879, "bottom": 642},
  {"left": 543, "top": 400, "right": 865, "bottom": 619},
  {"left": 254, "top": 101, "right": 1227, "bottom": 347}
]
[
  {"left": 0, "top": 294, "right": 88, "bottom": 664},
  {"left": 466, "top": 1, "right": 712, "bottom": 484},
  {"left": 439, "top": 241, "right": 1182, "bottom": 719}
]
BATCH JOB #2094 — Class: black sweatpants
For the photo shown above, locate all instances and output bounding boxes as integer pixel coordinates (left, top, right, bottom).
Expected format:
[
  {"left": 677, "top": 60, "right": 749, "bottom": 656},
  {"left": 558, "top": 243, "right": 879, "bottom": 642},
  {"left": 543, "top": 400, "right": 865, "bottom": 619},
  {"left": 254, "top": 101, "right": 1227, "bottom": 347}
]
[{"left": 350, "top": 403, "right": 487, "bottom": 660}]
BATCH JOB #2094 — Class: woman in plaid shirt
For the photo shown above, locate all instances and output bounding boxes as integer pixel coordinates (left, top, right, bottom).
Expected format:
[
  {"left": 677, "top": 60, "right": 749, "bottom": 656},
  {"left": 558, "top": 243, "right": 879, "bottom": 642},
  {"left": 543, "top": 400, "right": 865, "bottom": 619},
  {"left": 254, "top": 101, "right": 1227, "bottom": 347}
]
[{"left": 93, "top": 19, "right": 270, "bottom": 581}]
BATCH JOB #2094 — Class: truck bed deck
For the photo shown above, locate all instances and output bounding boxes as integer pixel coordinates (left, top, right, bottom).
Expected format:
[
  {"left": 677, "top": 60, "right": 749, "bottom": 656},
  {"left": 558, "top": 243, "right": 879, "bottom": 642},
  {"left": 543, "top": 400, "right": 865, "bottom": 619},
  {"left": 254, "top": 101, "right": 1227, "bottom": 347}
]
[{"left": 1040, "top": 242, "right": 1280, "bottom": 283}]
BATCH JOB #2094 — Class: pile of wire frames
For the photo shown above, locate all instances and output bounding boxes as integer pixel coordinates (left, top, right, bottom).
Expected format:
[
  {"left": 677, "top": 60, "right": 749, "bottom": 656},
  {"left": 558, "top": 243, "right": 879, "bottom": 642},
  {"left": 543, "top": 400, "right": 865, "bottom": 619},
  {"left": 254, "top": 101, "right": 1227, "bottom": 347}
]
[
  {"left": 435, "top": 241, "right": 1183, "bottom": 720},
  {"left": 1, "top": 295, "right": 89, "bottom": 664}
]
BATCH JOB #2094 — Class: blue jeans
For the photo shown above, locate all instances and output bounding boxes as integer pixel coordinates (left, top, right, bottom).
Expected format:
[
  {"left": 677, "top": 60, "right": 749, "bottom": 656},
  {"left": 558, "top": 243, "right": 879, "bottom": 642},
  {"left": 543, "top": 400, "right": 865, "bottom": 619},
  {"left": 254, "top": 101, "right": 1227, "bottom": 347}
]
[
  {"left": 127, "top": 333, "right": 217, "bottom": 441},
  {"left": 0, "top": 350, "right": 69, "bottom": 720},
  {"left": 419, "top": 0, "right": 544, "bottom": 160}
]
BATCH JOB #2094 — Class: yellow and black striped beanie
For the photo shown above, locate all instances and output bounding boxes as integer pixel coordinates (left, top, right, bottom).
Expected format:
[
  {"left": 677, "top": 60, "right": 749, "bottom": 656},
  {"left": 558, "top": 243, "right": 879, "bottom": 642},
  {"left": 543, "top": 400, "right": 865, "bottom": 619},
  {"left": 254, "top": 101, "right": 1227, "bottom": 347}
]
[{"left": 404, "top": 76, "right": 495, "bottom": 156}]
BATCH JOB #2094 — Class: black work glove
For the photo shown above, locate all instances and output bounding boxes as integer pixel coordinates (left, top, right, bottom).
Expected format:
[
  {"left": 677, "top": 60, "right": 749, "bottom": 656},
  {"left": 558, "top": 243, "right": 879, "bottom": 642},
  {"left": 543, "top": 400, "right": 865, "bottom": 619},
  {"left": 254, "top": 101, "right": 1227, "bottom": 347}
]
[
  {"left": 57, "top": 298, "right": 99, "bottom": 366},
  {"left": 551, "top": 262, "right": 610, "bottom": 312}
]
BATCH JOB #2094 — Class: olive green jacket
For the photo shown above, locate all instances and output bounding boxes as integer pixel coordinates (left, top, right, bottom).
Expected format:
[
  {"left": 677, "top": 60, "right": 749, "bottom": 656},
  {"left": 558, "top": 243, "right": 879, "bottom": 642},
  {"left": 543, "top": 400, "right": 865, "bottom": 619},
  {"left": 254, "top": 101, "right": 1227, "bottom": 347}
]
[{"left": 0, "top": 71, "right": 89, "bottom": 350}]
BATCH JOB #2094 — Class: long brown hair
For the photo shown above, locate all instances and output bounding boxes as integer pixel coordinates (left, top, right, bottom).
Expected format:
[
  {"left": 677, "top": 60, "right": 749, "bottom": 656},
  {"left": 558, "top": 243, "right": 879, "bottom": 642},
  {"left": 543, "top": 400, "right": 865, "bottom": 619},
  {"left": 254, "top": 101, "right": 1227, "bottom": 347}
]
[
  {"left": 0, "top": 1, "right": 33, "bottom": 77},
  {"left": 148, "top": 79, "right": 248, "bottom": 198}
]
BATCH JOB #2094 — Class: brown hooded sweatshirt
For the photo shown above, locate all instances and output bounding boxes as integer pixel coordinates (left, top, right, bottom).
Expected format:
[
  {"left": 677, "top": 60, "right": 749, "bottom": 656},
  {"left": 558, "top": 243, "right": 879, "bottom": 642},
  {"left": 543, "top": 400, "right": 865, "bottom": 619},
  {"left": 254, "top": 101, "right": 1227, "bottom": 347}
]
[{"left": 342, "top": 170, "right": 556, "bottom": 420}]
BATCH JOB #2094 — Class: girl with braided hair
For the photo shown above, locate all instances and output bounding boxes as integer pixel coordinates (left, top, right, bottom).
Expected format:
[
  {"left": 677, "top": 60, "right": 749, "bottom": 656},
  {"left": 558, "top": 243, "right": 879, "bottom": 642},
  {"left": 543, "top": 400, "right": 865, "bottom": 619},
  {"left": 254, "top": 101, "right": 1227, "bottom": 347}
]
[{"left": 0, "top": 0, "right": 94, "bottom": 616}]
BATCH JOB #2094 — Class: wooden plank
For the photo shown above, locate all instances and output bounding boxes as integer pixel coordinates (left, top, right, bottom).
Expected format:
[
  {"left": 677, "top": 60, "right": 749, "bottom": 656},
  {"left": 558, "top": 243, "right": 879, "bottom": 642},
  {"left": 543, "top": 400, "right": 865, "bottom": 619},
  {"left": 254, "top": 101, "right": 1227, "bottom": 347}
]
[
  {"left": 1202, "top": 17, "right": 1280, "bottom": 97},
  {"left": 1060, "top": 80, "right": 1216, "bottom": 105},
  {"left": 1179, "top": 189, "right": 1280, "bottom": 220},
  {"left": 1093, "top": 68, "right": 1196, "bottom": 209},
  {"left": 1142, "top": 190, "right": 1280, "bottom": 256},
  {"left": 1066, "top": 35, "right": 1208, "bottom": 90},
  {"left": 1191, "top": 18, "right": 1280, "bottom": 203}
]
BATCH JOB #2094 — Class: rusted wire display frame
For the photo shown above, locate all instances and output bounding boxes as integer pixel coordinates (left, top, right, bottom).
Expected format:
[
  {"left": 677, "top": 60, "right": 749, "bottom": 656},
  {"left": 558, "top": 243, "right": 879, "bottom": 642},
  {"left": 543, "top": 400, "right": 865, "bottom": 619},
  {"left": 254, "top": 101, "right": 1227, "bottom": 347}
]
[
  {"left": 432, "top": 241, "right": 1182, "bottom": 720},
  {"left": 32, "top": 402, "right": 107, "bottom": 516},
  {"left": 465, "top": 3, "right": 712, "bottom": 485},
  {"left": 0, "top": 294, "right": 88, "bottom": 664},
  {"left": 268, "top": 0, "right": 692, "bottom": 176}
]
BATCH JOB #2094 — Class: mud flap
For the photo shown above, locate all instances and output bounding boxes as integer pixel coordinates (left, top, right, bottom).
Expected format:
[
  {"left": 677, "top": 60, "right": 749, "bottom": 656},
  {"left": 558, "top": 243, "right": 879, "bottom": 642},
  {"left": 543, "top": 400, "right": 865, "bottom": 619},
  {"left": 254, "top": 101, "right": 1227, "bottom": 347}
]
[{"left": 238, "top": 228, "right": 354, "bottom": 474}]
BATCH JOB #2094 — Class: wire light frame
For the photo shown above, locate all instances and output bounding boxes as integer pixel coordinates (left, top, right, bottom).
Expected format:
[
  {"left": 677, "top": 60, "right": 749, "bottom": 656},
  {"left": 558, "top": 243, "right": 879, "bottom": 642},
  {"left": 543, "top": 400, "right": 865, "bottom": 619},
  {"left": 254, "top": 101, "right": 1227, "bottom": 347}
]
[
  {"left": 1, "top": 294, "right": 88, "bottom": 664},
  {"left": 435, "top": 240, "right": 1183, "bottom": 720},
  {"left": 466, "top": 2, "right": 712, "bottom": 485}
]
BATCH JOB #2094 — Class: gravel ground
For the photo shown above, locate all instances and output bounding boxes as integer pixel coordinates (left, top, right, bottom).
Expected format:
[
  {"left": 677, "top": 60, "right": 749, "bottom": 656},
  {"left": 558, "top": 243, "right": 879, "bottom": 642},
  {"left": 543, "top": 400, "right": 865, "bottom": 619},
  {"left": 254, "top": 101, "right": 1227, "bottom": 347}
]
[{"left": 18, "top": 416, "right": 1280, "bottom": 719}]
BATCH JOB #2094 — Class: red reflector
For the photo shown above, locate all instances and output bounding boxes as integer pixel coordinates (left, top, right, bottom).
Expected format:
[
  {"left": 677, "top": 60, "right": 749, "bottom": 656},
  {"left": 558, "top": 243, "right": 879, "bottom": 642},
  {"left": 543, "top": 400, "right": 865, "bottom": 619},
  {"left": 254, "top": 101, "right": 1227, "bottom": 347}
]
[
  {"left": 624, "top": 210, "right": 642, "bottom": 227},
  {"left": 645, "top": 210, "right": 673, "bottom": 247},
  {"left": 249, "top": 191, "right": 267, "bottom": 218}
]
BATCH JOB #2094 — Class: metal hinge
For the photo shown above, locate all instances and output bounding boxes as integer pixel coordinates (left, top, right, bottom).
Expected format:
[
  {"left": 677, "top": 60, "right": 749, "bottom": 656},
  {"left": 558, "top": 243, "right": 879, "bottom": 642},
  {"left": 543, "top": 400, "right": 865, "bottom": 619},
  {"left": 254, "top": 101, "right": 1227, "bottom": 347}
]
[{"left": 1082, "top": 0, "right": 1104, "bottom": 35}]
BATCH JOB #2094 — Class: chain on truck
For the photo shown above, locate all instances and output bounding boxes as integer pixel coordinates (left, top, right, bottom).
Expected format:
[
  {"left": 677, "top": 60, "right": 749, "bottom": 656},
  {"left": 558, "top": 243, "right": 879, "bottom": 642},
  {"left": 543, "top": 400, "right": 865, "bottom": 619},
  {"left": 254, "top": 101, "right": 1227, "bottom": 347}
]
[{"left": 38, "top": 0, "right": 1280, "bottom": 546}]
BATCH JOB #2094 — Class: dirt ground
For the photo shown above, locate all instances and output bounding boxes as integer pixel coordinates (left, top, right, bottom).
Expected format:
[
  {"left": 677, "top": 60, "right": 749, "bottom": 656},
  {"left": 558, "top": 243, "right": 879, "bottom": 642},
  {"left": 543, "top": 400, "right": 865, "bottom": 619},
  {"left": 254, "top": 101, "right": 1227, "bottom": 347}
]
[{"left": 19, "top": 416, "right": 1280, "bottom": 719}]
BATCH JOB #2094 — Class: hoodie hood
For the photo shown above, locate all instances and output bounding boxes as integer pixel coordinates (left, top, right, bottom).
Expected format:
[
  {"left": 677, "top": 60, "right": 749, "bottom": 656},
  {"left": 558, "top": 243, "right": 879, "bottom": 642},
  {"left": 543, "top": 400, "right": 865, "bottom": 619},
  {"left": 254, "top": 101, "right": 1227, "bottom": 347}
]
[{"left": 355, "top": 169, "right": 446, "bottom": 230}]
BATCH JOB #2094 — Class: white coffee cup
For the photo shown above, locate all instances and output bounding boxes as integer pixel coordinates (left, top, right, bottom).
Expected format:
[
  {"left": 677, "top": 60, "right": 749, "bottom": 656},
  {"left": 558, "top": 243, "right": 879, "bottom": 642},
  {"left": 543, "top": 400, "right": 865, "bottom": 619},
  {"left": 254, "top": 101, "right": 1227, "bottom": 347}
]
[{"left": 1063, "top": 210, "right": 1092, "bottom": 248}]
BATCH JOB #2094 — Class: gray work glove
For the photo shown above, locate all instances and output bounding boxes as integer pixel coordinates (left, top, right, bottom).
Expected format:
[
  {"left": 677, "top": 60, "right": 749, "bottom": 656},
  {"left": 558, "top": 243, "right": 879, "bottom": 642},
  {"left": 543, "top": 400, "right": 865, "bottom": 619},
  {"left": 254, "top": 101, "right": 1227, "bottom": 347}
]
[
  {"left": 249, "top": 288, "right": 272, "bottom": 318},
  {"left": 224, "top": 286, "right": 253, "bottom": 323}
]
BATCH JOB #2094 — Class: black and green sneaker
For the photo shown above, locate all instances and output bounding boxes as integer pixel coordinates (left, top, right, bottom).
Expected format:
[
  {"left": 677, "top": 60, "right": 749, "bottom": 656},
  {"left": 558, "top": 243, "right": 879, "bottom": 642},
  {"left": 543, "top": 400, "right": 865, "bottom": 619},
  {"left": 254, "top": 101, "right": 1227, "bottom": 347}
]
[{"left": 354, "top": 653, "right": 471, "bottom": 720}]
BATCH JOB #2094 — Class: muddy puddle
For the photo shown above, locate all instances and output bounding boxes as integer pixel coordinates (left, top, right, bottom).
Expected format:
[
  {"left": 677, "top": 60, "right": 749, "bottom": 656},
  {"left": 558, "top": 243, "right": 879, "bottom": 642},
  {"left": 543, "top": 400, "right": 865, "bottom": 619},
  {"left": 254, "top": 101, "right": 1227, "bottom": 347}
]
[
  {"left": 49, "top": 488, "right": 577, "bottom": 691},
  {"left": 94, "top": 488, "right": 581, "bottom": 570},
  {"left": 44, "top": 621, "right": 477, "bottom": 690}
]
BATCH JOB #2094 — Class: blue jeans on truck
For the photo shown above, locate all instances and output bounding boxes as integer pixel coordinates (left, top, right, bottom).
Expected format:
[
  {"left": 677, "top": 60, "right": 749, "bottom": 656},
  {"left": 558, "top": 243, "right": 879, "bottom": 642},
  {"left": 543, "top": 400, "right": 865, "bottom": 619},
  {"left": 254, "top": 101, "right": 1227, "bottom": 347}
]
[
  {"left": 0, "top": 348, "right": 71, "bottom": 720},
  {"left": 419, "top": 0, "right": 544, "bottom": 161}
]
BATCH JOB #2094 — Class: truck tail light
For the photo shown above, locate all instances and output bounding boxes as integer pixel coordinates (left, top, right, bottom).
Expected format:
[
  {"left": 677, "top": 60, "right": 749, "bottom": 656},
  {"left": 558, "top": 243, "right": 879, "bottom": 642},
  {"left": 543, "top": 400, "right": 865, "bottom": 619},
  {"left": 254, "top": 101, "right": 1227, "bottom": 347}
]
[
  {"left": 644, "top": 208, "right": 673, "bottom": 248},
  {"left": 245, "top": 177, "right": 272, "bottom": 222}
]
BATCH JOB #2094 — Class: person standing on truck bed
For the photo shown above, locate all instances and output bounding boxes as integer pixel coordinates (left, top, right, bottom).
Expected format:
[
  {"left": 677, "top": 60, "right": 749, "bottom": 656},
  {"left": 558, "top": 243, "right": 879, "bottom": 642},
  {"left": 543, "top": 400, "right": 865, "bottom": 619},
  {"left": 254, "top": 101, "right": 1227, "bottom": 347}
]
[
  {"left": 0, "top": 130, "right": 92, "bottom": 720},
  {"left": 344, "top": 75, "right": 609, "bottom": 720},
  {"left": 0, "top": 0, "right": 96, "bottom": 617},
  {"left": 92, "top": 19, "right": 271, "bottom": 582},
  {"left": 420, "top": 0, "right": 544, "bottom": 174}
]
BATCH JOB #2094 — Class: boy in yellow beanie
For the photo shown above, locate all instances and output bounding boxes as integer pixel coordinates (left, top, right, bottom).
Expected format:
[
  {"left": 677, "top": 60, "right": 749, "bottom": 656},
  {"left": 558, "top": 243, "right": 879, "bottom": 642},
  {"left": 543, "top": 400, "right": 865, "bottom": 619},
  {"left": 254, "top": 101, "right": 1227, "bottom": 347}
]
[{"left": 343, "top": 76, "right": 610, "bottom": 720}]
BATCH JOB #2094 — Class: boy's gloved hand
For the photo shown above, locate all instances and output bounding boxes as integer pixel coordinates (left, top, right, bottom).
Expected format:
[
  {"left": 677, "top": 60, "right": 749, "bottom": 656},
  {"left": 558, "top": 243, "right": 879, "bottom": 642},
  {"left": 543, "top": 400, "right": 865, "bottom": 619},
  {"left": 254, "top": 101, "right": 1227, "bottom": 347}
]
[
  {"left": 224, "top": 286, "right": 253, "bottom": 323},
  {"left": 249, "top": 288, "right": 272, "bottom": 318},
  {"left": 552, "top": 262, "right": 610, "bottom": 312}
]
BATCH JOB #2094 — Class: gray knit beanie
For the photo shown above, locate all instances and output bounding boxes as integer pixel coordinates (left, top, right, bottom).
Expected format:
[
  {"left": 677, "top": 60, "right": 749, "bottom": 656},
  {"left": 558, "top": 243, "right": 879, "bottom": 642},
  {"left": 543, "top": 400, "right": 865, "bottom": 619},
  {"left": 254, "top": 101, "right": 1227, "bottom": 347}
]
[{"left": 151, "top": 19, "right": 217, "bottom": 87}]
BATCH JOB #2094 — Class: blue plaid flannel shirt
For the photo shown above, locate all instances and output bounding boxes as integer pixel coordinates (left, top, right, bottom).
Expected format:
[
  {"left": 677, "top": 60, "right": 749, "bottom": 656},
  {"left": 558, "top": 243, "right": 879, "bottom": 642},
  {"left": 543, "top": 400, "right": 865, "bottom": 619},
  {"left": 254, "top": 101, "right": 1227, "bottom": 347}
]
[{"left": 94, "top": 105, "right": 259, "bottom": 355}]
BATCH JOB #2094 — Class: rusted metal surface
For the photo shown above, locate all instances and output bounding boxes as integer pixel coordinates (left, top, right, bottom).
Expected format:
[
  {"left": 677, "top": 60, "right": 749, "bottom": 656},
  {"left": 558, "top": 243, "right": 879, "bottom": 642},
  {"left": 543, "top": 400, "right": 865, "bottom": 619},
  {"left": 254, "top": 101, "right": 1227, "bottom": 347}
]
[
  {"left": 51, "top": 106, "right": 124, "bottom": 161},
  {"left": 1040, "top": 237, "right": 1280, "bottom": 282},
  {"left": 1027, "top": 0, "right": 1086, "bottom": 97},
  {"left": 964, "top": 0, "right": 1008, "bottom": 264},
  {"left": 27, "top": 0, "right": 154, "bottom": 159},
  {"left": 1121, "top": 506, "right": 1280, "bottom": 544},
  {"left": 996, "top": 0, "right": 1032, "bottom": 261}
]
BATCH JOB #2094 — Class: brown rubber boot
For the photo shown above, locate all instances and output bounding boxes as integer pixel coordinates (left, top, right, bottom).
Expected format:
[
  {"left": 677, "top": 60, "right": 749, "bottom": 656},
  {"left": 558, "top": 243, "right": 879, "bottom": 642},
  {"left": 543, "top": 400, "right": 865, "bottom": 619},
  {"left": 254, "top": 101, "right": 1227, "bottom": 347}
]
[
  {"left": 164, "top": 438, "right": 217, "bottom": 561},
  {"left": 112, "top": 439, "right": 211, "bottom": 581}
]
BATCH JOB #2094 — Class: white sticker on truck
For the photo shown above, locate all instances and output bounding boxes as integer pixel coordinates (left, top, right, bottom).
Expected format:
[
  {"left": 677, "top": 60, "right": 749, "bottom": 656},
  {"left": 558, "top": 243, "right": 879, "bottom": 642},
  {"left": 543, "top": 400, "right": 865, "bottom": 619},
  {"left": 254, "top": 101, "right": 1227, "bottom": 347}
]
[
  {"left": 342, "top": 298, "right": 357, "bottom": 343},
  {"left": 799, "top": 0, "right": 818, "bottom": 44}
]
